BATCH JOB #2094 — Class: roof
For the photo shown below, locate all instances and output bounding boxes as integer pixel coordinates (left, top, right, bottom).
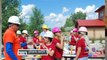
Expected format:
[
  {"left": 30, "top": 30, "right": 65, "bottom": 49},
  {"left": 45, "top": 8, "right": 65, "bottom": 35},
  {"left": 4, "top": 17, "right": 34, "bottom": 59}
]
[
  {"left": 77, "top": 19, "right": 105, "bottom": 27},
  {"left": 95, "top": 5, "right": 105, "bottom": 12}
]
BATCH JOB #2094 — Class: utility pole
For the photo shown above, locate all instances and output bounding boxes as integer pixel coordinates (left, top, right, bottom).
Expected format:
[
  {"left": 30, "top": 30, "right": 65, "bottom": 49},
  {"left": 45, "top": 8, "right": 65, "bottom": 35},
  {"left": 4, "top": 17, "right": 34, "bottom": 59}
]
[
  {"left": 0, "top": 0, "right": 2, "bottom": 59},
  {"left": 105, "top": 0, "right": 107, "bottom": 60}
]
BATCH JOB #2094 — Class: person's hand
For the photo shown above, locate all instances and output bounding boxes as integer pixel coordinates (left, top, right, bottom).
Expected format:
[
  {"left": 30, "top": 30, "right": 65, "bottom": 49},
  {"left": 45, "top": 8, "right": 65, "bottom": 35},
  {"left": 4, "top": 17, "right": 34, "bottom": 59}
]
[
  {"left": 60, "top": 36, "right": 65, "bottom": 41},
  {"left": 74, "top": 58, "right": 78, "bottom": 60},
  {"left": 41, "top": 43, "right": 47, "bottom": 49}
]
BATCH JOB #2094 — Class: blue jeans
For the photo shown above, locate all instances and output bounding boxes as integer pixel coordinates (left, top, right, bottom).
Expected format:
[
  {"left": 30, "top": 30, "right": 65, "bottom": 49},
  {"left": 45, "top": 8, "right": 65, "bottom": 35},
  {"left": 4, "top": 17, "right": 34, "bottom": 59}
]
[{"left": 78, "top": 57, "right": 88, "bottom": 60}]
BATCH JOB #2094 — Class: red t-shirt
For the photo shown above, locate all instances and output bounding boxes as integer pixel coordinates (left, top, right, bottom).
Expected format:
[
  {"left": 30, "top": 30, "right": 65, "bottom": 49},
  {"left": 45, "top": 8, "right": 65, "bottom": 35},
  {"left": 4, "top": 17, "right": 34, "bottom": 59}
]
[
  {"left": 76, "top": 38, "right": 88, "bottom": 58},
  {"left": 52, "top": 38, "right": 63, "bottom": 58},
  {"left": 41, "top": 43, "right": 55, "bottom": 60},
  {"left": 33, "top": 37, "right": 40, "bottom": 44},
  {"left": 70, "top": 35, "right": 79, "bottom": 46},
  {"left": 19, "top": 36, "right": 27, "bottom": 49}
]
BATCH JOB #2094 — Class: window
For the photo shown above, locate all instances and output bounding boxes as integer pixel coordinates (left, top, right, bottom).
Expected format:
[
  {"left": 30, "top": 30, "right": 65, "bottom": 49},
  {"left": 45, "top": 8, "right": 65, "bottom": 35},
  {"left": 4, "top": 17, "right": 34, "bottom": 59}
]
[{"left": 99, "top": 11, "right": 104, "bottom": 19}]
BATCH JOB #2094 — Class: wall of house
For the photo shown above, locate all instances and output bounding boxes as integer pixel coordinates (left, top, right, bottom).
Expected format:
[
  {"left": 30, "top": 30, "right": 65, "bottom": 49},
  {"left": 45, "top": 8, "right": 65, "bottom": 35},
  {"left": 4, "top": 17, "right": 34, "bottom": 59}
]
[{"left": 87, "top": 27, "right": 105, "bottom": 39}]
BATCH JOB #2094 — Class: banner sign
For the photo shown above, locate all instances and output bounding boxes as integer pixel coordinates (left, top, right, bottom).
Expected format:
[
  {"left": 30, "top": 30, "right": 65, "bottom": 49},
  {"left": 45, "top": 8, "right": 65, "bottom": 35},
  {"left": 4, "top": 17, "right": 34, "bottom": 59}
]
[{"left": 18, "top": 49, "right": 48, "bottom": 56}]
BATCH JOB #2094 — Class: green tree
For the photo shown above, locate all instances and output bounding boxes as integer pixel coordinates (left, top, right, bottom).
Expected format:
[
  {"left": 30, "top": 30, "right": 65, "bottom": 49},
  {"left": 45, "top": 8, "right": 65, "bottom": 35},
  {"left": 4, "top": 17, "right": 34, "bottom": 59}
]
[
  {"left": 61, "top": 27, "right": 65, "bottom": 32},
  {"left": 72, "top": 12, "right": 86, "bottom": 24},
  {"left": 64, "top": 11, "right": 86, "bottom": 27},
  {"left": 64, "top": 16, "right": 74, "bottom": 27},
  {"left": 28, "top": 7, "right": 44, "bottom": 36},
  {"left": 19, "top": 19, "right": 28, "bottom": 31},
  {"left": 2, "top": 0, "right": 20, "bottom": 34}
]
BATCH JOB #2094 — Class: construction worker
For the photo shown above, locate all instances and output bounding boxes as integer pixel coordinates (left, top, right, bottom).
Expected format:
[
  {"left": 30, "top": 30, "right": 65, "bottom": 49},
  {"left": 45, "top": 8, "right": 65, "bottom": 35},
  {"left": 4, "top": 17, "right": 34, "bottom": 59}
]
[
  {"left": 33, "top": 30, "right": 40, "bottom": 48},
  {"left": 69, "top": 28, "right": 79, "bottom": 54},
  {"left": 19, "top": 30, "right": 28, "bottom": 49},
  {"left": 40, "top": 24, "right": 50, "bottom": 38},
  {"left": 33, "top": 30, "right": 41, "bottom": 60},
  {"left": 3, "top": 16, "right": 22, "bottom": 60},
  {"left": 78, "top": 26, "right": 90, "bottom": 51},
  {"left": 16, "top": 30, "right": 22, "bottom": 38},
  {"left": 69, "top": 30, "right": 73, "bottom": 43},
  {"left": 52, "top": 27, "right": 64, "bottom": 60},
  {"left": 41, "top": 31, "right": 55, "bottom": 60},
  {"left": 74, "top": 27, "right": 89, "bottom": 60}
]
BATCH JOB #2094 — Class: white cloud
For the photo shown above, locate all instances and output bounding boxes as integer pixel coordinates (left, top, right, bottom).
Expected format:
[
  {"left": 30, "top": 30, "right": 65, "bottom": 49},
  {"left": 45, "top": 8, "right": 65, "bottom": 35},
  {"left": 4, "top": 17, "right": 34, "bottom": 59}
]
[
  {"left": 75, "top": 8, "right": 85, "bottom": 13},
  {"left": 44, "top": 13, "right": 68, "bottom": 28},
  {"left": 62, "top": 7, "right": 70, "bottom": 13},
  {"left": 19, "top": 4, "right": 35, "bottom": 23},
  {"left": 75, "top": 5, "right": 98, "bottom": 19},
  {"left": 44, "top": 7, "right": 70, "bottom": 28}
]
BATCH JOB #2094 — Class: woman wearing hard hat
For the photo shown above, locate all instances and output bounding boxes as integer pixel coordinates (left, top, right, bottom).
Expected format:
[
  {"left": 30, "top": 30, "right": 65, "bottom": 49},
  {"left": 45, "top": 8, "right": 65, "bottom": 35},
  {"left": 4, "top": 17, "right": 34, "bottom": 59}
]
[
  {"left": 74, "top": 27, "right": 88, "bottom": 60},
  {"left": 16, "top": 30, "right": 22, "bottom": 38},
  {"left": 3, "top": 16, "right": 22, "bottom": 60},
  {"left": 52, "top": 27, "right": 64, "bottom": 60},
  {"left": 19, "top": 30, "right": 28, "bottom": 49},
  {"left": 69, "top": 28, "right": 79, "bottom": 55},
  {"left": 41, "top": 31, "right": 55, "bottom": 60},
  {"left": 33, "top": 30, "right": 40, "bottom": 48},
  {"left": 78, "top": 27, "right": 90, "bottom": 51},
  {"left": 40, "top": 24, "right": 50, "bottom": 37},
  {"left": 33, "top": 30, "right": 42, "bottom": 60}
]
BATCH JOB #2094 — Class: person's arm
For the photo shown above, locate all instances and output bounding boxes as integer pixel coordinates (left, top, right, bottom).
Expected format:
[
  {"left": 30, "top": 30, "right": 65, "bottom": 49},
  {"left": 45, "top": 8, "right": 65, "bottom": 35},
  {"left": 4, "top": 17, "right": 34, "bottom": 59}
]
[
  {"left": 21, "top": 42, "right": 27, "bottom": 47},
  {"left": 56, "top": 36, "right": 64, "bottom": 49},
  {"left": 47, "top": 50, "right": 54, "bottom": 56},
  {"left": 74, "top": 47, "right": 81, "bottom": 60},
  {"left": 6, "top": 42, "right": 18, "bottom": 60}
]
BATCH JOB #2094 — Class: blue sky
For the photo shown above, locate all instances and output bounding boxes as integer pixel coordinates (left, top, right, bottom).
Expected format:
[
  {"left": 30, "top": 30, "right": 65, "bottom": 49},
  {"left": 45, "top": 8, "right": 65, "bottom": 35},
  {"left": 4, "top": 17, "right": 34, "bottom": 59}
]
[{"left": 19, "top": 0, "right": 105, "bottom": 28}]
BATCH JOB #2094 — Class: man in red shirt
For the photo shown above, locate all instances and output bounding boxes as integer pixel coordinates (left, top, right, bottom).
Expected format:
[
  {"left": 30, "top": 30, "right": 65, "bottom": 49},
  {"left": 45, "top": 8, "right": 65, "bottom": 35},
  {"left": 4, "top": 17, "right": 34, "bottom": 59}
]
[{"left": 52, "top": 27, "right": 64, "bottom": 60}]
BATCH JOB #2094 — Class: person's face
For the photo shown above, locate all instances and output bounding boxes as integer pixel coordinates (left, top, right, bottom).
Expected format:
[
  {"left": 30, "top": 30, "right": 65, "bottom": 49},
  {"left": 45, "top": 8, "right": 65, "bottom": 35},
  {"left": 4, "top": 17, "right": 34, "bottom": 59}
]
[
  {"left": 44, "top": 37, "right": 49, "bottom": 43},
  {"left": 55, "top": 32, "right": 62, "bottom": 37},
  {"left": 34, "top": 34, "right": 38, "bottom": 37},
  {"left": 23, "top": 34, "right": 28, "bottom": 37},
  {"left": 17, "top": 34, "right": 21, "bottom": 37},
  {"left": 12, "top": 24, "right": 19, "bottom": 32},
  {"left": 73, "top": 32, "right": 78, "bottom": 35},
  {"left": 42, "top": 28, "right": 47, "bottom": 32}
]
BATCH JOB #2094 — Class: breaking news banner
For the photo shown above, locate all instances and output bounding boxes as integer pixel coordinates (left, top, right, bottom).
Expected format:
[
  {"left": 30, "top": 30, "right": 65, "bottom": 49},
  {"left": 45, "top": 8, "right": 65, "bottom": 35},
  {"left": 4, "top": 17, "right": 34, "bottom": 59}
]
[{"left": 18, "top": 49, "right": 48, "bottom": 56}]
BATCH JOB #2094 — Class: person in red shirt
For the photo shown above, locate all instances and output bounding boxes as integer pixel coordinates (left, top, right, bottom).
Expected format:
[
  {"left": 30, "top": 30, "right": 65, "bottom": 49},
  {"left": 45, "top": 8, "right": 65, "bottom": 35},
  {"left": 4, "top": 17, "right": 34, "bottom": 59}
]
[
  {"left": 69, "top": 28, "right": 79, "bottom": 46},
  {"left": 41, "top": 31, "right": 55, "bottom": 60},
  {"left": 69, "top": 28, "right": 79, "bottom": 55},
  {"left": 33, "top": 30, "right": 40, "bottom": 46},
  {"left": 52, "top": 27, "right": 64, "bottom": 60},
  {"left": 16, "top": 30, "right": 22, "bottom": 38},
  {"left": 19, "top": 30, "right": 28, "bottom": 49},
  {"left": 74, "top": 28, "right": 88, "bottom": 60}
]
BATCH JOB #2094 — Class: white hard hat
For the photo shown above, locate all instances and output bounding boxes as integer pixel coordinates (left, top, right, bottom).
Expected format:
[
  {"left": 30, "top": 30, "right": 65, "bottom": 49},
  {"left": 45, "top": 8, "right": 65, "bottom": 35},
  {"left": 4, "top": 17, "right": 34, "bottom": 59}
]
[
  {"left": 44, "top": 31, "right": 54, "bottom": 38},
  {"left": 16, "top": 30, "right": 21, "bottom": 34},
  {"left": 8, "top": 16, "right": 20, "bottom": 25},
  {"left": 79, "top": 27, "right": 87, "bottom": 32},
  {"left": 22, "top": 30, "right": 28, "bottom": 35},
  {"left": 70, "top": 30, "right": 73, "bottom": 33}
]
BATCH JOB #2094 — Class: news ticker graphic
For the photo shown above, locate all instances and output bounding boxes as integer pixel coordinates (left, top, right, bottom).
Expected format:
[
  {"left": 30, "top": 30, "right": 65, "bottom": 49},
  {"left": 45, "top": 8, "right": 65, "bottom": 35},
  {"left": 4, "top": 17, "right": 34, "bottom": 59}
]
[{"left": 18, "top": 49, "right": 48, "bottom": 56}]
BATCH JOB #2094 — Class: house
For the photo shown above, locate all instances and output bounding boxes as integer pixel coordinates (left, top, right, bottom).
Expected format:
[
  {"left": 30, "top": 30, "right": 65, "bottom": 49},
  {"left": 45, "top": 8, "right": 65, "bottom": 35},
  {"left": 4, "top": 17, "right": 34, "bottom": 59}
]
[
  {"left": 95, "top": 5, "right": 107, "bottom": 36},
  {"left": 76, "top": 5, "right": 106, "bottom": 39},
  {"left": 76, "top": 20, "right": 105, "bottom": 39}
]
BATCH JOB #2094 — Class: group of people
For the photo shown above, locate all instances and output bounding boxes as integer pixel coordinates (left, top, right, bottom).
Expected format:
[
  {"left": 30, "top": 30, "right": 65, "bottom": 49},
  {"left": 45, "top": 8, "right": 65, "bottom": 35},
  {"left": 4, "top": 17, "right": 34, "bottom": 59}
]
[
  {"left": 3, "top": 15, "right": 90, "bottom": 60},
  {"left": 69, "top": 27, "right": 90, "bottom": 60},
  {"left": 16, "top": 25, "right": 64, "bottom": 60}
]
